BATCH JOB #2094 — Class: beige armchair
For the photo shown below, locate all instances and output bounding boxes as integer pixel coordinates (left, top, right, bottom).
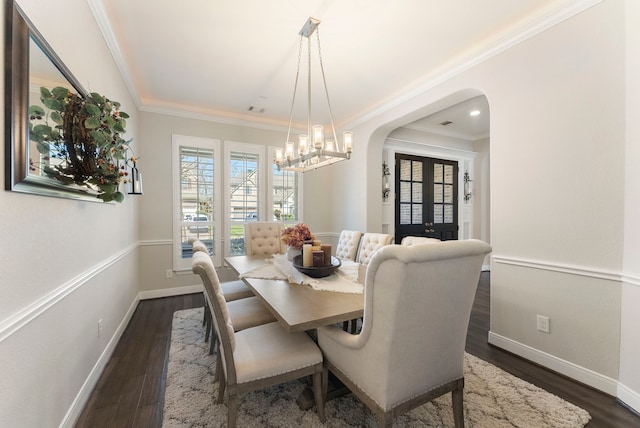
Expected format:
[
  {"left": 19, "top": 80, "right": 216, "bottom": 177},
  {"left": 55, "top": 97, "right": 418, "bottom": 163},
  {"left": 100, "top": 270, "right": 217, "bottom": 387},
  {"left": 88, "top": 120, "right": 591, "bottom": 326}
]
[
  {"left": 400, "top": 236, "right": 441, "bottom": 246},
  {"left": 244, "top": 222, "right": 285, "bottom": 256},
  {"left": 355, "top": 232, "right": 393, "bottom": 265},
  {"left": 318, "top": 239, "right": 492, "bottom": 427},
  {"left": 335, "top": 230, "right": 363, "bottom": 260},
  {"left": 192, "top": 251, "right": 325, "bottom": 427}
]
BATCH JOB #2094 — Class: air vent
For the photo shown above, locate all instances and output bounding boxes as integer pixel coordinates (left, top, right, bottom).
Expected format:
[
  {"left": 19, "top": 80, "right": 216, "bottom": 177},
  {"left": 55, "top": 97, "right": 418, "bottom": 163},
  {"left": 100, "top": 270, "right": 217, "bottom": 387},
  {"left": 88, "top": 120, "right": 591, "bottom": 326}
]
[
  {"left": 439, "top": 120, "right": 453, "bottom": 126},
  {"left": 247, "top": 106, "right": 266, "bottom": 114}
]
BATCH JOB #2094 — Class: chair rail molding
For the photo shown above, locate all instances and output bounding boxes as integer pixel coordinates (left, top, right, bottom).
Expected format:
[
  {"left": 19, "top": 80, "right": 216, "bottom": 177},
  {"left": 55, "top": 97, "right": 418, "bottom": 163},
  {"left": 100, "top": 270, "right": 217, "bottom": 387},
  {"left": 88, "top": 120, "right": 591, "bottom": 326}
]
[
  {"left": 0, "top": 243, "right": 137, "bottom": 343},
  {"left": 492, "top": 255, "right": 622, "bottom": 283}
]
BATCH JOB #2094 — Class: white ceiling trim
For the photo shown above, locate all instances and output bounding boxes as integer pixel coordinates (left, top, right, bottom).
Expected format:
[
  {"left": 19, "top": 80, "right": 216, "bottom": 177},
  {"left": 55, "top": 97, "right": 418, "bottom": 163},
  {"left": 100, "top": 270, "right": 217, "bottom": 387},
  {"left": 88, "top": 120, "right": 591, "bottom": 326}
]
[
  {"left": 385, "top": 137, "right": 478, "bottom": 160},
  {"left": 87, "top": 0, "right": 142, "bottom": 109}
]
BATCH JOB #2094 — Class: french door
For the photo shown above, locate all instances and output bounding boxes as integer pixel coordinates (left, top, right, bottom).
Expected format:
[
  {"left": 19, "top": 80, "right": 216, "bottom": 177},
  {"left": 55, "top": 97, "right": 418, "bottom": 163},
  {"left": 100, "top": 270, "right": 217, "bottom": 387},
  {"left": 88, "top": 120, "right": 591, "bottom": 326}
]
[{"left": 394, "top": 154, "right": 458, "bottom": 243}]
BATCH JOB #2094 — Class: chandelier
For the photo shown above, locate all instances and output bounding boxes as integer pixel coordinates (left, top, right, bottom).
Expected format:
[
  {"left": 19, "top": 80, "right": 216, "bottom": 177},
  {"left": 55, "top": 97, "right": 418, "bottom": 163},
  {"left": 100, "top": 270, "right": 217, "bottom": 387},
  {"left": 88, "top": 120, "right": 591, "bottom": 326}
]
[{"left": 274, "top": 17, "right": 353, "bottom": 172}]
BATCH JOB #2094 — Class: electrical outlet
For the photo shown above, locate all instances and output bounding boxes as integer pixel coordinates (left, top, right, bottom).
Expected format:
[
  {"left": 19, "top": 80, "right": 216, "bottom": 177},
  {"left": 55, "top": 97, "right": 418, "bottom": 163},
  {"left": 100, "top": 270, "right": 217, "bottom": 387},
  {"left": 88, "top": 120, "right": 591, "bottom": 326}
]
[
  {"left": 98, "top": 319, "right": 103, "bottom": 338},
  {"left": 537, "top": 315, "right": 550, "bottom": 334},
  {"left": 166, "top": 269, "right": 174, "bottom": 279}
]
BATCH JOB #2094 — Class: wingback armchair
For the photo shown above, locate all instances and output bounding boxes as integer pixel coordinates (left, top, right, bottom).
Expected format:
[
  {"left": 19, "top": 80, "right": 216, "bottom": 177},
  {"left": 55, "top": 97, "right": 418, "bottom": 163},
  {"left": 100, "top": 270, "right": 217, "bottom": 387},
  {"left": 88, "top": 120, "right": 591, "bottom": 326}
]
[{"left": 317, "top": 239, "right": 492, "bottom": 427}]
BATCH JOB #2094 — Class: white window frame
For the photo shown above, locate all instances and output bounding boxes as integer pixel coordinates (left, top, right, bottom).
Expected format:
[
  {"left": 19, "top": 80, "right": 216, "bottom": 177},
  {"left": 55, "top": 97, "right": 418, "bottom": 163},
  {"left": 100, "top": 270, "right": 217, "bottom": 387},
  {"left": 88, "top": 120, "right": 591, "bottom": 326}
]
[
  {"left": 224, "top": 141, "right": 267, "bottom": 257},
  {"left": 171, "top": 134, "right": 222, "bottom": 269},
  {"left": 267, "top": 146, "right": 304, "bottom": 224}
]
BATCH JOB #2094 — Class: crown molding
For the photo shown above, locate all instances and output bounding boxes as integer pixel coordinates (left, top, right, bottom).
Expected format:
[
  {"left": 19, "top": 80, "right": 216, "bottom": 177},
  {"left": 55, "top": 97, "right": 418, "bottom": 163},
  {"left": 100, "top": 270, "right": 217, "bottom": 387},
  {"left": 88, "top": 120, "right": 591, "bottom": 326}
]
[
  {"left": 88, "top": 0, "right": 603, "bottom": 129},
  {"left": 345, "top": 0, "right": 603, "bottom": 130}
]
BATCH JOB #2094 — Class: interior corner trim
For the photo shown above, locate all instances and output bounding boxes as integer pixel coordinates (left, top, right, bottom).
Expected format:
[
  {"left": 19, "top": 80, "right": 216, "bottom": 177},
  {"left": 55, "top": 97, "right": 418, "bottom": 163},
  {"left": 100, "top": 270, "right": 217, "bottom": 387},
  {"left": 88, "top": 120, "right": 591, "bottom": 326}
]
[{"left": 0, "top": 243, "right": 138, "bottom": 343}]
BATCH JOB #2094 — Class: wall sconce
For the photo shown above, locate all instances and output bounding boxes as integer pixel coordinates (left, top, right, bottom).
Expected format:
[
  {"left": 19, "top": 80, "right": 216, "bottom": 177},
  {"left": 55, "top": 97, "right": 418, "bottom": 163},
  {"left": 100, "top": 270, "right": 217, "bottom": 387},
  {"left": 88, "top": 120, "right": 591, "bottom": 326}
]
[
  {"left": 463, "top": 171, "right": 472, "bottom": 202},
  {"left": 382, "top": 161, "right": 391, "bottom": 202},
  {"left": 127, "top": 157, "right": 144, "bottom": 195}
]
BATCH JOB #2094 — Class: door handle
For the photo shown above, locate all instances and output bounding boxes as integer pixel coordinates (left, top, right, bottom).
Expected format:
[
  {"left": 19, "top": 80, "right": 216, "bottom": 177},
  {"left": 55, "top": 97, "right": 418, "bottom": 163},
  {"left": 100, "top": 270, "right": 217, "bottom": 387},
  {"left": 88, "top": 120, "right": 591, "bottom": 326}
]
[
  {"left": 425, "top": 229, "right": 435, "bottom": 234},
  {"left": 425, "top": 222, "right": 433, "bottom": 227}
]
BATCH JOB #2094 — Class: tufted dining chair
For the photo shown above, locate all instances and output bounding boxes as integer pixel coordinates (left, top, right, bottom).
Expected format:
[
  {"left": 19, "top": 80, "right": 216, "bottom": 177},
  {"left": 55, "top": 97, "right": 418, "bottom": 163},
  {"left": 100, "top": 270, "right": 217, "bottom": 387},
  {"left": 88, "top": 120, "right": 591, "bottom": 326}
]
[
  {"left": 190, "top": 239, "right": 255, "bottom": 348},
  {"left": 400, "top": 236, "right": 441, "bottom": 246},
  {"left": 318, "top": 240, "right": 492, "bottom": 428},
  {"left": 243, "top": 222, "right": 285, "bottom": 256},
  {"left": 335, "top": 230, "right": 363, "bottom": 261},
  {"left": 193, "top": 251, "right": 325, "bottom": 427},
  {"left": 355, "top": 232, "right": 393, "bottom": 265}
]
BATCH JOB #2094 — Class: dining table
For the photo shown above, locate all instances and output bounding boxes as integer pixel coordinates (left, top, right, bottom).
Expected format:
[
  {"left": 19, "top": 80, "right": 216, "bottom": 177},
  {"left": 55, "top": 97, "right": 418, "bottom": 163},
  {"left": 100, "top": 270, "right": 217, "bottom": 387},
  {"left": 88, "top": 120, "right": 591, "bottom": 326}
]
[
  {"left": 225, "top": 254, "right": 365, "bottom": 409},
  {"left": 224, "top": 254, "right": 364, "bottom": 333}
]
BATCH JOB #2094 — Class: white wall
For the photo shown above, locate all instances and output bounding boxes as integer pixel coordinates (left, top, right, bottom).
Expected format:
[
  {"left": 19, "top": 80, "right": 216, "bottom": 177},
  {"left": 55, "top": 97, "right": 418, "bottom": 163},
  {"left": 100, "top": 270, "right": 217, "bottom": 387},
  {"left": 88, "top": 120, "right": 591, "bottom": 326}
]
[
  {"left": 335, "top": 0, "right": 637, "bottom": 406},
  {"left": 619, "top": 0, "right": 640, "bottom": 412},
  {"left": 0, "top": 0, "right": 140, "bottom": 426}
]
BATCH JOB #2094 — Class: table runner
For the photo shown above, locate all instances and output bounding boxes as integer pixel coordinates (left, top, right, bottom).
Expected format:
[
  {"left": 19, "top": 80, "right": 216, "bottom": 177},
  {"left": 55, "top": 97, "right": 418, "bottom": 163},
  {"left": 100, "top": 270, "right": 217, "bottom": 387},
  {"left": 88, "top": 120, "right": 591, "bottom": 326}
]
[{"left": 239, "top": 254, "right": 364, "bottom": 294}]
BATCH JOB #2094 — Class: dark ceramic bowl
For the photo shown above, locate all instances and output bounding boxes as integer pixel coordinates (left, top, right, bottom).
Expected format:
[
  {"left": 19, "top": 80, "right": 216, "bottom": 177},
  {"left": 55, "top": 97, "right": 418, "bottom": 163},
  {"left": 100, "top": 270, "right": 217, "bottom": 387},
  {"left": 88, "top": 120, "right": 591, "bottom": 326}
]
[{"left": 292, "top": 255, "right": 341, "bottom": 278}]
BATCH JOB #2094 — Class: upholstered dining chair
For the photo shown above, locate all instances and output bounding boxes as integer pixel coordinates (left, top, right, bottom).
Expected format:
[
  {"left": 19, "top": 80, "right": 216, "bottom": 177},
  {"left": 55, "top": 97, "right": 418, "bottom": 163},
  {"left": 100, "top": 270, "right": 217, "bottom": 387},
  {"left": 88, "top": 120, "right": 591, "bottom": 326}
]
[
  {"left": 355, "top": 232, "right": 393, "bottom": 265},
  {"left": 243, "top": 222, "right": 285, "bottom": 256},
  {"left": 400, "top": 236, "right": 441, "bottom": 246},
  {"left": 192, "top": 251, "right": 326, "bottom": 427},
  {"left": 335, "top": 230, "right": 364, "bottom": 261},
  {"left": 190, "top": 239, "right": 255, "bottom": 347},
  {"left": 191, "top": 251, "right": 277, "bottom": 385},
  {"left": 318, "top": 240, "right": 492, "bottom": 428}
]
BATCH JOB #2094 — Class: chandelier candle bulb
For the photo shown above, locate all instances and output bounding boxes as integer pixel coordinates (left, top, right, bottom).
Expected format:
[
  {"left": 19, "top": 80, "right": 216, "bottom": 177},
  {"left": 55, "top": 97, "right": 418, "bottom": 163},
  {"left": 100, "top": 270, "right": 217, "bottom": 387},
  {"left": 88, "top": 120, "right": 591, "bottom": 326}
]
[
  {"left": 299, "top": 135, "right": 308, "bottom": 155},
  {"left": 302, "top": 244, "right": 313, "bottom": 267},
  {"left": 343, "top": 131, "right": 353, "bottom": 153},
  {"left": 313, "top": 125, "right": 324, "bottom": 150},
  {"left": 325, "top": 139, "right": 335, "bottom": 152},
  {"left": 275, "top": 148, "right": 283, "bottom": 163},
  {"left": 285, "top": 142, "right": 294, "bottom": 160}
]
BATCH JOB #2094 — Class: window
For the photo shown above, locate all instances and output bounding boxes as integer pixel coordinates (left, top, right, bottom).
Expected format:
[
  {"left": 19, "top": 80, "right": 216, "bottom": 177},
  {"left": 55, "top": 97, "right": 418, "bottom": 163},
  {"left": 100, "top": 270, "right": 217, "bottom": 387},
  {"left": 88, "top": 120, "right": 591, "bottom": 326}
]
[
  {"left": 268, "top": 146, "right": 300, "bottom": 224},
  {"left": 172, "top": 137, "right": 302, "bottom": 269},
  {"left": 225, "top": 142, "right": 265, "bottom": 256},
  {"left": 172, "top": 135, "right": 221, "bottom": 269}
]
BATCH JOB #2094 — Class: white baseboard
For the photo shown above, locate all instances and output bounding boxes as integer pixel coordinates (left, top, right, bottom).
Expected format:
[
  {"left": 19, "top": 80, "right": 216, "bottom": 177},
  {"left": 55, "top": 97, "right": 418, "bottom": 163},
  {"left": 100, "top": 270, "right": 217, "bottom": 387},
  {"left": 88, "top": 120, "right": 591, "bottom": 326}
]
[
  {"left": 138, "top": 284, "right": 203, "bottom": 300},
  {"left": 488, "top": 331, "right": 618, "bottom": 396},
  {"left": 60, "top": 296, "right": 141, "bottom": 428},
  {"left": 60, "top": 284, "right": 204, "bottom": 427},
  {"left": 618, "top": 382, "right": 640, "bottom": 414}
]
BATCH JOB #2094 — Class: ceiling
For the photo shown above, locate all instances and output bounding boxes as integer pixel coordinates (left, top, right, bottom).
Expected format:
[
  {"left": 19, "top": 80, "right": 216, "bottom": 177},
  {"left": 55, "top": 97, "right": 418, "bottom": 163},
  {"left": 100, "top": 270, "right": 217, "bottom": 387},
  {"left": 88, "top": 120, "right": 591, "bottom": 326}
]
[{"left": 92, "top": 0, "right": 576, "bottom": 140}]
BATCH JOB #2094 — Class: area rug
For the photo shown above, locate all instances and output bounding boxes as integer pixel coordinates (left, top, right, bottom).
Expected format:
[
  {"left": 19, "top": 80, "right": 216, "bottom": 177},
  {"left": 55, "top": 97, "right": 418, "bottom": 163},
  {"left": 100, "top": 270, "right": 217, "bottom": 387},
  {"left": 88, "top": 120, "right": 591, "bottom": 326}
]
[{"left": 163, "top": 308, "right": 591, "bottom": 427}]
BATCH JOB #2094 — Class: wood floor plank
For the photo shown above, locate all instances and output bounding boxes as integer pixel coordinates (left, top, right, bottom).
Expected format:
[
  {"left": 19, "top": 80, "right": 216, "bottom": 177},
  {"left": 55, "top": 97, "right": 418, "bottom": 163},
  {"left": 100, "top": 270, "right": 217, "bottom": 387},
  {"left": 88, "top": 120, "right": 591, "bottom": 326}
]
[{"left": 74, "top": 278, "right": 640, "bottom": 427}]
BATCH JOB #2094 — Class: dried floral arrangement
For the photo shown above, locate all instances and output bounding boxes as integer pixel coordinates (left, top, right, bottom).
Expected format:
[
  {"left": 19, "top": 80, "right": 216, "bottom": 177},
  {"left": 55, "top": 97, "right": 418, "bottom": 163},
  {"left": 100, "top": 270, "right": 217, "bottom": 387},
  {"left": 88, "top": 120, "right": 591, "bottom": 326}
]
[{"left": 281, "top": 223, "right": 315, "bottom": 250}]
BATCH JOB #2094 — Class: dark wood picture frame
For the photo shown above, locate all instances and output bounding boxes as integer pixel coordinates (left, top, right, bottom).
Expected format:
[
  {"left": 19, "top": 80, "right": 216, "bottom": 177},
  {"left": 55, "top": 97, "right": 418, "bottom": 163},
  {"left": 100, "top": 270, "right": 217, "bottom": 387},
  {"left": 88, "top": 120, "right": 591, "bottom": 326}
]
[{"left": 3, "top": 0, "right": 102, "bottom": 201}]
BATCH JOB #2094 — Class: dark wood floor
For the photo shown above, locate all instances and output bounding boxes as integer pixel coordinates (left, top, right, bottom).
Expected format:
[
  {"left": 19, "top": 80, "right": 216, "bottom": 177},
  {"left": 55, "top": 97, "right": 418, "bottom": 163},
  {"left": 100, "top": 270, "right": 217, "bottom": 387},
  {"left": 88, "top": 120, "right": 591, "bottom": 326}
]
[{"left": 75, "top": 273, "right": 639, "bottom": 427}]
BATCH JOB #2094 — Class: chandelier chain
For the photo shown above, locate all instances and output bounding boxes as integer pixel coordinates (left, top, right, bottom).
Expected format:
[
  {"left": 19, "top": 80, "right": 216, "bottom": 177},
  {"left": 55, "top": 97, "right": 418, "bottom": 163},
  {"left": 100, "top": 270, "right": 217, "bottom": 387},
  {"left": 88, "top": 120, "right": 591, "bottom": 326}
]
[
  {"left": 315, "top": 28, "right": 340, "bottom": 150},
  {"left": 285, "top": 36, "right": 304, "bottom": 148}
]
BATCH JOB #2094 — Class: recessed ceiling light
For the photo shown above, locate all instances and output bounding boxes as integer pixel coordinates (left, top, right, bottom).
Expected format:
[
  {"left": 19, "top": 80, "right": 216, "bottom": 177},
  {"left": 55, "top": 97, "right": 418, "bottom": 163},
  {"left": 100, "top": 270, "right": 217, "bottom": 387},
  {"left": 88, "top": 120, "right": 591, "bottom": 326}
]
[{"left": 469, "top": 110, "right": 481, "bottom": 116}]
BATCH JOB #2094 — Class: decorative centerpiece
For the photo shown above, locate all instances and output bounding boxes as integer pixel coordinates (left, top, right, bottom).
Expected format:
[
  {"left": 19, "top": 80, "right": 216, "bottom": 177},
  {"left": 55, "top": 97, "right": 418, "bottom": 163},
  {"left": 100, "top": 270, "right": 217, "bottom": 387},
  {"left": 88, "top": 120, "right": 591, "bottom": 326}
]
[
  {"left": 292, "top": 254, "right": 341, "bottom": 278},
  {"left": 28, "top": 86, "right": 136, "bottom": 202},
  {"left": 281, "top": 223, "right": 316, "bottom": 261}
]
